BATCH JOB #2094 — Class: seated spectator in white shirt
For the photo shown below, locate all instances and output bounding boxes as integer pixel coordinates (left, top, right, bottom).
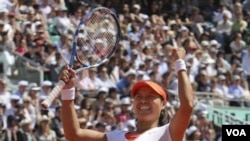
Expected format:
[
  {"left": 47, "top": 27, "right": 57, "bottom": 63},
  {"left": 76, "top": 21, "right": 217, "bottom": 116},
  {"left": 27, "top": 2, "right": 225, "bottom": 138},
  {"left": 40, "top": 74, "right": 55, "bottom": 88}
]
[
  {"left": 77, "top": 68, "right": 102, "bottom": 96},
  {"left": 55, "top": 6, "right": 74, "bottom": 34},
  {"left": 228, "top": 75, "right": 245, "bottom": 106},
  {"left": 200, "top": 55, "right": 216, "bottom": 78},
  {"left": 157, "top": 53, "right": 168, "bottom": 76},
  {"left": 39, "top": 80, "right": 53, "bottom": 99},
  {"left": 127, "top": 23, "right": 141, "bottom": 42},
  {"left": 216, "top": 51, "right": 231, "bottom": 71},
  {"left": 230, "top": 33, "right": 246, "bottom": 55},
  {"left": 213, "top": 4, "right": 232, "bottom": 23},
  {"left": 217, "top": 75, "right": 229, "bottom": 97},
  {"left": 5, "top": 95, "right": 20, "bottom": 116},
  {"left": 185, "top": 54, "right": 199, "bottom": 77},
  {"left": 40, "top": 0, "right": 52, "bottom": 16},
  {"left": 12, "top": 80, "right": 29, "bottom": 100},
  {"left": 169, "top": 76, "right": 178, "bottom": 91},
  {"left": 151, "top": 60, "right": 162, "bottom": 82},
  {"left": 0, "top": 35, "right": 15, "bottom": 76},
  {"left": 128, "top": 49, "right": 141, "bottom": 70},
  {"left": 98, "top": 67, "right": 116, "bottom": 89},
  {"left": 0, "top": 79, "right": 11, "bottom": 109},
  {"left": 210, "top": 78, "right": 225, "bottom": 106},
  {"left": 22, "top": 96, "right": 36, "bottom": 127},
  {"left": 216, "top": 11, "right": 233, "bottom": 35}
]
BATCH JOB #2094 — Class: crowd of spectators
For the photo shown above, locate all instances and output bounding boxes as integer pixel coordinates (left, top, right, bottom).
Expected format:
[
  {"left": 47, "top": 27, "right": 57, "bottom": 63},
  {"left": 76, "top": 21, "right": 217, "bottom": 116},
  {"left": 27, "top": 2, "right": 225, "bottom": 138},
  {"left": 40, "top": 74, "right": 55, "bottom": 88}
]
[{"left": 0, "top": 0, "right": 250, "bottom": 140}]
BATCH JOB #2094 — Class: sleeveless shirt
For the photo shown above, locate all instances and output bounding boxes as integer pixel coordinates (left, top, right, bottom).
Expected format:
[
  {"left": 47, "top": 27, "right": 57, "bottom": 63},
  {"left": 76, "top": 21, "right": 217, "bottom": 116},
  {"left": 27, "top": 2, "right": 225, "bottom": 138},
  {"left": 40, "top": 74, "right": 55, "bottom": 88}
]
[{"left": 106, "top": 124, "right": 172, "bottom": 141}]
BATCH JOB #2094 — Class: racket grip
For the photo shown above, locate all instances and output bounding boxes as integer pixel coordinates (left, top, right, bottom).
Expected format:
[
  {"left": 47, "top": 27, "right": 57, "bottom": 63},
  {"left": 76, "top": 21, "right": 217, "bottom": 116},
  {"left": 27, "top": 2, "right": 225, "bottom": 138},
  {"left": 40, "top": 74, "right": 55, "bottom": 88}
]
[{"left": 41, "top": 80, "right": 65, "bottom": 110}]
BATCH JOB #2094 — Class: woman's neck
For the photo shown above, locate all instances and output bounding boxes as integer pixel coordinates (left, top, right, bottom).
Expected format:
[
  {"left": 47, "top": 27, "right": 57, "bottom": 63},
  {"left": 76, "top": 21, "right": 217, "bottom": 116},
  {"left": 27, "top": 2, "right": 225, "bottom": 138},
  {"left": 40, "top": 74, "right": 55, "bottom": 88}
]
[{"left": 136, "top": 120, "right": 159, "bottom": 133}]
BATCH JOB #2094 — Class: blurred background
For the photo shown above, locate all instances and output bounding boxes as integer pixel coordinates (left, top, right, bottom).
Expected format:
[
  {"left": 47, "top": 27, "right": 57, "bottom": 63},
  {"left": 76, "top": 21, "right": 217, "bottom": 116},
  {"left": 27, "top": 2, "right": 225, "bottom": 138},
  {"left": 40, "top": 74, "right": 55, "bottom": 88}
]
[{"left": 0, "top": 0, "right": 250, "bottom": 141}]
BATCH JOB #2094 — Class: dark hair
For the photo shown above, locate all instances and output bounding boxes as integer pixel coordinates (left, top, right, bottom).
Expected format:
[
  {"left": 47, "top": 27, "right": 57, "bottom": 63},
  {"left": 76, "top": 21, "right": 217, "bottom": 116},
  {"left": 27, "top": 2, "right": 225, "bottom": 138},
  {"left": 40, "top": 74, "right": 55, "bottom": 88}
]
[
  {"left": 158, "top": 108, "right": 169, "bottom": 126},
  {"left": 108, "top": 87, "right": 117, "bottom": 95},
  {"left": 95, "top": 122, "right": 106, "bottom": 129}
]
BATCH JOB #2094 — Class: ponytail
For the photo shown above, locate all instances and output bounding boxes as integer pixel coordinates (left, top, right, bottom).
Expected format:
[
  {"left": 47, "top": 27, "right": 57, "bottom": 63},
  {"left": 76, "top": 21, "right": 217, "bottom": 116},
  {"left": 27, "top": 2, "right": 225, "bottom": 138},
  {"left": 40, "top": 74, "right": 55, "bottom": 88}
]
[{"left": 158, "top": 108, "right": 169, "bottom": 126}]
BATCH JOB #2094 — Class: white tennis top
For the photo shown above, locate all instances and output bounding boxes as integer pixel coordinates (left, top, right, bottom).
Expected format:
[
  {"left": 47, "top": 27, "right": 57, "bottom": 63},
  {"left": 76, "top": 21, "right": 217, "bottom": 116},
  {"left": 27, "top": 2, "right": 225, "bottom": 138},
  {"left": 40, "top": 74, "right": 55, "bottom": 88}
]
[{"left": 106, "top": 124, "right": 172, "bottom": 141}]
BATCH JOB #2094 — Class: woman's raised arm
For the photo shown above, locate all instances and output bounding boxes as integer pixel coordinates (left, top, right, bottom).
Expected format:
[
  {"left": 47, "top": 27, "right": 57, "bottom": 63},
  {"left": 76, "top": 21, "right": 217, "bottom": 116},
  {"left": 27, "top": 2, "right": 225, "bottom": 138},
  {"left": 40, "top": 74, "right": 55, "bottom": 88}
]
[
  {"left": 60, "top": 66, "right": 107, "bottom": 141},
  {"left": 169, "top": 47, "right": 194, "bottom": 141}
]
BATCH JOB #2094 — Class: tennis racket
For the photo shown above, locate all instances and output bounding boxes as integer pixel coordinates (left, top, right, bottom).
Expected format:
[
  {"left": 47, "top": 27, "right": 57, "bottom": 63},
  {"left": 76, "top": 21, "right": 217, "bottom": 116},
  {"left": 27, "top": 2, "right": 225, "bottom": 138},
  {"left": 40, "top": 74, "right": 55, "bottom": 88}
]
[{"left": 41, "top": 7, "right": 121, "bottom": 110}]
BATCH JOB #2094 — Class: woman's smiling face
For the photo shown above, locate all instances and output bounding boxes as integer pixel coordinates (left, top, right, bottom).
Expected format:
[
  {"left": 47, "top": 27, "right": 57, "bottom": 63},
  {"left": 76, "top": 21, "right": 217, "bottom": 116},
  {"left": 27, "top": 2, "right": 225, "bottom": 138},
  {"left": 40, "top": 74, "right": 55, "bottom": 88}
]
[{"left": 133, "top": 86, "right": 165, "bottom": 122}]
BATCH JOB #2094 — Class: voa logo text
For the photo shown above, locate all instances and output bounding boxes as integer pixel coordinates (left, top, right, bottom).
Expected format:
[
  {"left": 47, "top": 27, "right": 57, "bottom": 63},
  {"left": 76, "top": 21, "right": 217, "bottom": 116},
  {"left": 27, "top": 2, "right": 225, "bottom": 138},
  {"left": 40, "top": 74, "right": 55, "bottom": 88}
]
[{"left": 226, "top": 129, "right": 246, "bottom": 136}]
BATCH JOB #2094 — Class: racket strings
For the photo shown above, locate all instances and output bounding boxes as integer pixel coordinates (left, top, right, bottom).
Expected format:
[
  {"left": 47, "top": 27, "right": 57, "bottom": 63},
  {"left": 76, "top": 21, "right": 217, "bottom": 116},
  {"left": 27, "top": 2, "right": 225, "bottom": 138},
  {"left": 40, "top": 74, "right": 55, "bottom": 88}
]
[{"left": 76, "top": 9, "right": 118, "bottom": 63}]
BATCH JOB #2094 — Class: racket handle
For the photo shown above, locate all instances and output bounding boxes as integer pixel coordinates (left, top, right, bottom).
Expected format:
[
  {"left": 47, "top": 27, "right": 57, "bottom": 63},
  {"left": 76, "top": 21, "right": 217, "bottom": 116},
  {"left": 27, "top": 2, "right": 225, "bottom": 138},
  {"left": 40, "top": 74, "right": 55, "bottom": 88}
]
[{"left": 41, "top": 80, "right": 65, "bottom": 110}]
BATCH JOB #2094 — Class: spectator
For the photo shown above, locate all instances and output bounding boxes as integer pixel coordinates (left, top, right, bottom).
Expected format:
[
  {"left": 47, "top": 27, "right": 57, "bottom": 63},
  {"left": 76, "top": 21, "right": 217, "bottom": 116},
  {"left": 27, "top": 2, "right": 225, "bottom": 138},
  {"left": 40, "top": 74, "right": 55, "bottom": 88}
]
[
  {"left": 34, "top": 115, "right": 57, "bottom": 141},
  {"left": 98, "top": 67, "right": 116, "bottom": 89},
  {"left": 40, "top": 0, "right": 52, "bottom": 17},
  {"left": 13, "top": 31, "right": 27, "bottom": 55},
  {"left": 70, "top": 8, "right": 83, "bottom": 27},
  {"left": 210, "top": 78, "right": 224, "bottom": 98},
  {"left": 12, "top": 80, "right": 29, "bottom": 100},
  {"left": 0, "top": 102, "right": 7, "bottom": 128},
  {"left": 196, "top": 70, "right": 211, "bottom": 92},
  {"left": 50, "top": 106, "right": 66, "bottom": 141},
  {"left": 78, "top": 117, "right": 87, "bottom": 129},
  {"left": 116, "top": 69, "right": 137, "bottom": 96},
  {"left": 0, "top": 79, "right": 11, "bottom": 108},
  {"left": 77, "top": 68, "right": 102, "bottom": 96},
  {"left": 228, "top": 75, "right": 245, "bottom": 106},
  {"left": 217, "top": 75, "right": 229, "bottom": 96},
  {"left": 6, "top": 115, "right": 21, "bottom": 140},
  {"left": 0, "top": 115, "right": 7, "bottom": 140},
  {"left": 217, "top": 11, "right": 233, "bottom": 36},
  {"left": 116, "top": 97, "right": 131, "bottom": 130},
  {"left": 55, "top": 6, "right": 74, "bottom": 34},
  {"left": 22, "top": 96, "right": 36, "bottom": 127},
  {"left": 48, "top": 52, "right": 65, "bottom": 83},
  {"left": 186, "top": 125, "right": 202, "bottom": 141},
  {"left": 19, "top": 118, "right": 36, "bottom": 141},
  {"left": 5, "top": 95, "right": 20, "bottom": 117},
  {"left": 232, "top": 12, "right": 248, "bottom": 33},
  {"left": 213, "top": 4, "right": 232, "bottom": 24},
  {"left": 0, "top": 42, "right": 15, "bottom": 77},
  {"left": 202, "top": 128, "right": 216, "bottom": 141},
  {"left": 39, "top": 80, "right": 53, "bottom": 100},
  {"left": 91, "top": 87, "right": 108, "bottom": 112},
  {"left": 27, "top": 83, "right": 41, "bottom": 117},
  {"left": 195, "top": 105, "right": 215, "bottom": 137},
  {"left": 32, "top": 4, "right": 46, "bottom": 25},
  {"left": 105, "top": 87, "right": 121, "bottom": 111},
  {"left": 230, "top": 33, "right": 246, "bottom": 60},
  {"left": 95, "top": 122, "right": 107, "bottom": 132},
  {"left": 190, "top": 7, "right": 204, "bottom": 24}
]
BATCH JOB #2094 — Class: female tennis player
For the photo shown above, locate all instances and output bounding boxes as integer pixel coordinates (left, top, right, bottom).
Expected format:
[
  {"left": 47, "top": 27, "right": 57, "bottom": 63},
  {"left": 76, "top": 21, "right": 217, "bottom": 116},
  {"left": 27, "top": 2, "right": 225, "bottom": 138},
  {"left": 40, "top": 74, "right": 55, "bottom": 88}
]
[{"left": 60, "top": 47, "right": 194, "bottom": 141}]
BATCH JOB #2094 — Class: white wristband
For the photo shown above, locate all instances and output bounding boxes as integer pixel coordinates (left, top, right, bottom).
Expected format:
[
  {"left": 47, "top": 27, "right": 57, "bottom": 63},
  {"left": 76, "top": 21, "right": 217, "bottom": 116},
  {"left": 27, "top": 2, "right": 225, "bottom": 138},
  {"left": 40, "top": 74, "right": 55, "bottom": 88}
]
[
  {"left": 174, "top": 59, "right": 187, "bottom": 73},
  {"left": 61, "top": 88, "right": 75, "bottom": 100}
]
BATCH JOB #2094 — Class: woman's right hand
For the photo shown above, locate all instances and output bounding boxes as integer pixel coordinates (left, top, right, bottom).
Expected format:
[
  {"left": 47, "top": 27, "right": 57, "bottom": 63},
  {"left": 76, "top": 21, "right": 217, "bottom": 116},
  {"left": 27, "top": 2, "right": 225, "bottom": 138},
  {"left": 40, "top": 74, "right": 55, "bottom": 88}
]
[
  {"left": 171, "top": 47, "right": 186, "bottom": 62},
  {"left": 59, "top": 66, "right": 76, "bottom": 89}
]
